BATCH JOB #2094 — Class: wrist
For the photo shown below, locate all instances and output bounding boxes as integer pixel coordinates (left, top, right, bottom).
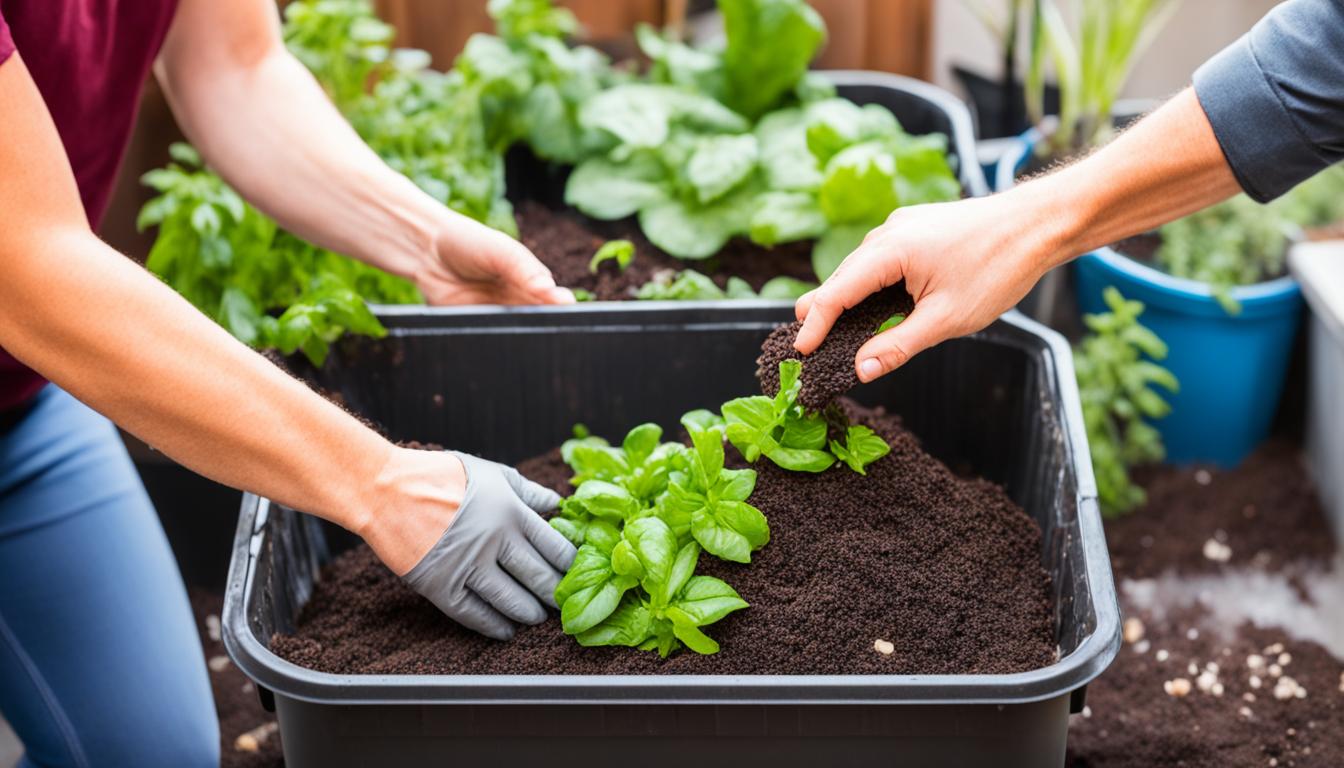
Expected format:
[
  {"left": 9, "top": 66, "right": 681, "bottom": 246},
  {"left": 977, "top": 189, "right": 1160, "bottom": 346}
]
[
  {"left": 1009, "top": 172, "right": 1095, "bottom": 274},
  {"left": 353, "top": 445, "right": 467, "bottom": 575}
]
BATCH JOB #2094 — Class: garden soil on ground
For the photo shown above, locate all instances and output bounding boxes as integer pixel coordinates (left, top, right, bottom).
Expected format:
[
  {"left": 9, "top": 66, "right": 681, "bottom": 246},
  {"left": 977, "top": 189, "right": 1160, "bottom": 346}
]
[
  {"left": 190, "top": 591, "right": 284, "bottom": 768},
  {"left": 1066, "top": 441, "right": 1344, "bottom": 767},
  {"left": 516, "top": 201, "right": 817, "bottom": 300},
  {"left": 269, "top": 400, "right": 1056, "bottom": 676}
]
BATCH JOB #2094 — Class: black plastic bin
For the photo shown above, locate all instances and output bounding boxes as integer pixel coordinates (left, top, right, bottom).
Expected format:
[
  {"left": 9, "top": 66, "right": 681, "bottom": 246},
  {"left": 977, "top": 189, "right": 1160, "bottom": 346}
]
[{"left": 223, "top": 307, "right": 1119, "bottom": 768}]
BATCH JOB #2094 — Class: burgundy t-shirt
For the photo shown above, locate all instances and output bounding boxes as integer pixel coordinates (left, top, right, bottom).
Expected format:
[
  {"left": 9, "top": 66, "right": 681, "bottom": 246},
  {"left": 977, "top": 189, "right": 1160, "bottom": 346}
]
[{"left": 0, "top": 0, "right": 179, "bottom": 412}]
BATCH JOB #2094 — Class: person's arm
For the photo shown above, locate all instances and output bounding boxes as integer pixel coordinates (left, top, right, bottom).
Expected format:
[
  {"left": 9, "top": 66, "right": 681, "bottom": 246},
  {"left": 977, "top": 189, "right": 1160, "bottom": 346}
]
[
  {"left": 0, "top": 54, "right": 570, "bottom": 639},
  {"left": 154, "top": 0, "right": 571, "bottom": 306},
  {"left": 792, "top": 89, "right": 1239, "bottom": 381},
  {"left": 796, "top": 0, "right": 1344, "bottom": 382}
]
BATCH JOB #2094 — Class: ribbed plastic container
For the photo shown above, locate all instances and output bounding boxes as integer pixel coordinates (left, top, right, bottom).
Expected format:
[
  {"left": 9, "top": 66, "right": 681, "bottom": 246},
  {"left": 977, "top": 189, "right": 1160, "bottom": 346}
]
[
  {"left": 223, "top": 307, "right": 1119, "bottom": 768},
  {"left": 1290, "top": 241, "right": 1344, "bottom": 542},
  {"left": 994, "top": 126, "right": 1303, "bottom": 467}
]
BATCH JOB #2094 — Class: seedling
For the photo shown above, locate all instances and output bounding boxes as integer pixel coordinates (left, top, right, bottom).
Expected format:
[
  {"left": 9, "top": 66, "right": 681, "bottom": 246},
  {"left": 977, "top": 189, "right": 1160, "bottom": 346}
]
[
  {"left": 589, "top": 240, "right": 635, "bottom": 274},
  {"left": 1075, "top": 286, "right": 1178, "bottom": 515}
]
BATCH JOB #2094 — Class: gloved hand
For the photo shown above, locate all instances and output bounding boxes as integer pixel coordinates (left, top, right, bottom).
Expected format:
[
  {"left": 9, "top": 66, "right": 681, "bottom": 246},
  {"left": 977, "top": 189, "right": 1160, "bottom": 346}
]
[{"left": 402, "top": 452, "right": 576, "bottom": 640}]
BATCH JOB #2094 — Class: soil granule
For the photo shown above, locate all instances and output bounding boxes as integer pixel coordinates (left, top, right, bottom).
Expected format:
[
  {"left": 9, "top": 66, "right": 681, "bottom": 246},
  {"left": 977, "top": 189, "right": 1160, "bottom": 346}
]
[
  {"left": 517, "top": 200, "right": 817, "bottom": 301},
  {"left": 755, "top": 286, "right": 914, "bottom": 409},
  {"left": 1066, "top": 441, "right": 1344, "bottom": 767},
  {"left": 270, "top": 400, "right": 1055, "bottom": 676}
]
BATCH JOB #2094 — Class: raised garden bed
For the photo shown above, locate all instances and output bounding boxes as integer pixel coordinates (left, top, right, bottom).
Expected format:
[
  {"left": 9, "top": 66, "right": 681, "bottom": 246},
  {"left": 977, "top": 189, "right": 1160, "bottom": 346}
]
[{"left": 222, "top": 310, "right": 1119, "bottom": 768}]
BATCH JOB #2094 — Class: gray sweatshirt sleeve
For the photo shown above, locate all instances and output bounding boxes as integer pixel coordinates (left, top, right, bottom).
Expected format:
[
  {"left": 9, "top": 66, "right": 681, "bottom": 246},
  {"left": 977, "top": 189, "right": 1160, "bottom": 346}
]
[{"left": 1192, "top": 0, "right": 1344, "bottom": 202}]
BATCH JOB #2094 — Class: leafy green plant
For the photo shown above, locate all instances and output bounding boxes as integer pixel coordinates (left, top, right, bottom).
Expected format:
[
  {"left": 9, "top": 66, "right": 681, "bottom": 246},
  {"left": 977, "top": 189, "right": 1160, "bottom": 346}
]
[
  {"left": 551, "top": 360, "right": 892, "bottom": 656},
  {"left": 634, "top": 270, "right": 815, "bottom": 301},
  {"left": 138, "top": 144, "right": 417, "bottom": 365},
  {"left": 1020, "top": 0, "right": 1179, "bottom": 154},
  {"left": 1075, "top": 286, "right": 1178, "bottom": 516},
  {"left": 1154, "top": 165, "right": 1344, "bottom": 314}
]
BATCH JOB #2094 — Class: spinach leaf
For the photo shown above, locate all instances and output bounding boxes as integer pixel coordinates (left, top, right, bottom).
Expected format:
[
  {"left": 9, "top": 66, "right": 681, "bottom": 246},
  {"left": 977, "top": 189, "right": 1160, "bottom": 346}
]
[{"left": 589, "top": 239, "right": 635, "bottom": 273}]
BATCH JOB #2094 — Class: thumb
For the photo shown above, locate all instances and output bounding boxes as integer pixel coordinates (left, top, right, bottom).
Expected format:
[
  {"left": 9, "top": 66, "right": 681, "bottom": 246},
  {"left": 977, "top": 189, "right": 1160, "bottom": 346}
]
[{"left": 852, "top": 302, "right": 950, "bottom": 383}]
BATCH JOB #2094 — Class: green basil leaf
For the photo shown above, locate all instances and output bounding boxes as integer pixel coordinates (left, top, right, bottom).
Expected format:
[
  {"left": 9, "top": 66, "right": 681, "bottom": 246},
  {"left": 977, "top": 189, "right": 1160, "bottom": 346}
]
[
  {"left": 829, "top": 424, "right": 891, "bottom": 475},
  {"left": 680, "top": 409, "right": 726, "bottom": 438},
  {"left": 623, "top": 517, "right": 678, "bottom": 600},
  {"left": 549, "top": 516, "right": 589, "bottom": 548},
  {"left": 687, "top": 426, "right": 725, "bottom": 489},
  {"left": 716, "top": 467, "right": 757, "bottom": 502},
  {"left": 780, "top": 409, "right": 827, "bottom": 450},
  {"left": 575, "top": 593, "right": 655, "bottom": 648},
  {"left": 691, "top": 500, "right": 769, "bottom": 563},
  {"left": 609, "top": 540, "right": 644, "bottom": 579},
  {"left": 671, "top": 575, "right": 750, "bottom": 625},
  {"left": 573, "top": 480, "right": 641, "bottom": 522},
  {"left": 584, "top": 519, "right": 623, "bottom": 554},
  {"left": 668, "top": 616, "right": 720, "bottom": 655},
  {"left": 621, "top": 423, "right": 663, "bottom": 464},
  {"left": 664, "top": 541, "right": 701, "bottom": 604},
  {"left": 764, "top": 444, "right": 835, "bottom": 473},
  {"left": 567, "top": 445, "right": 627, "bottom": 484}
]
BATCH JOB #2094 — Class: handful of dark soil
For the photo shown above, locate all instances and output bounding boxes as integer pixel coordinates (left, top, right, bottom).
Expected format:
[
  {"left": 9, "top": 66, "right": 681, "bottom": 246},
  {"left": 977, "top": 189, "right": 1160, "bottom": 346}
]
[
  {"left": 755, "top": 284, "right": 914, "bottom": 409},
  {"left": 269, "top": 400, "right": 1053, "bottom": 677}
]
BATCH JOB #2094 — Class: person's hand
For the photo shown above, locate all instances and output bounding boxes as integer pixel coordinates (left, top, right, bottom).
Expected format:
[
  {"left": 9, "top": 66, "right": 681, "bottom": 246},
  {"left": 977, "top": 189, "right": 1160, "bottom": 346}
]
[
  {"left": 358, "top": 447, "right": 576, "bottom": 640},
  {"left": 416, "top": 210, "right": 575, "bottom": 306},
  {"left": 793, "top": 191, "right": 1072, "bottom": 382}
]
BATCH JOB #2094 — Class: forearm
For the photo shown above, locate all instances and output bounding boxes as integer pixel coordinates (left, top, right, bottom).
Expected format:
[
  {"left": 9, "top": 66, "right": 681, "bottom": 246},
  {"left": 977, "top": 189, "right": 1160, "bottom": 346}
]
[
  {"left": 1011, "top": 88, "right": 1242, "bottom": 272},
  {"left": 158, "top": 46, "right": 444, "bottom": 282},
  {"left": 0, "top": 226, "right": 391, "bottom": 534}
]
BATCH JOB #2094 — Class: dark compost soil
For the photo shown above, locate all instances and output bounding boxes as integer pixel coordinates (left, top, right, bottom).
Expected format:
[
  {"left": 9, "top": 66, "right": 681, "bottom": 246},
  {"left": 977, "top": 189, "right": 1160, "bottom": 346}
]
[
  {"left": 754, "top": 285, "right": 914, "bottom": 409},
  {"left": 1066, "top": 441, "right": 1344, "bottom": 767},
  {"left": 190, "top": 590, "right": 284, "bottom": 768},
  {"left": 516, "top": 200, "right": 817, "bottom": 301},
  {"left": 270, "top": 400, "right": 1056, "bottom": 676}
]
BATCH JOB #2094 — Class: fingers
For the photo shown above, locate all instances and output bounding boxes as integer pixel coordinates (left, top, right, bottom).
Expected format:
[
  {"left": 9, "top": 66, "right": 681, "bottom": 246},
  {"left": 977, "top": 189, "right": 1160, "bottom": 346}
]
[
  {"left": 442, "top": 591, "right": 517, "bottom": 641},
  {"left": 468, "top": 564, "right": 548, "bottom": 625},
  {"left": 502, "top": 466, "right": 563, "bottom": 513},
  {"left": 793, "top": 239, "right": 901, "bottom": 355},
  {"left": 498, "top": 239, "right": 575, "bottom": 306},
  {"left": 499, "top": 541, "right": 564, "bottom": 608},
  {"left": 521, "top": 509, "right": 577, "bottom": 572},
  {"left": 853, "top": 302, "right": 950, "bottom": 383}
]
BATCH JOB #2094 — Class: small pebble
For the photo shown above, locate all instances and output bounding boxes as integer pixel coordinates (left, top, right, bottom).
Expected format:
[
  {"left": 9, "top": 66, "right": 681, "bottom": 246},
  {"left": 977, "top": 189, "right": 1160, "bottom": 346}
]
[
  {"left": 207, "top": 655, "right": 230, "bottom": 673},
  {"left": 1123, "top": 617, "right": 1146, "bottom": 644},
  {"left": 1134, "top": 640, "right": 1151, "bottom": 655},
  {"left": 1277, "top": 652, "right": 1292, "bottom": 666},
  {"left": 873, "top": 639, "right": 894, "bottom": 655},
  {"left": 1156, "top": 649, "right": 1170, "bottom": 662},
  {"left": 1196, "top": 672, "right": 1218, "bottom": 692},
  {"left": 1194, "top": 469, "right": 1212, "bottom": 485},
  {"left": 1250, "top": 675, "right": 1263, "bottom": 689},
  {"left": 1164, "top": 678, "right": 1192, "bottom": 697},
  {"left": 1265, "top": 643, "right": 1285, "bottom": 655},
  {"left": 1269, "top": 758, "right": 1278, "bottom": 767},
  {"left": 1269, "top": 664, "right": 1283, "bottom": 677},
  {"left": 1212, "top": 683, "right": 1225, "bottom": 697},
  {"left": 234, "top": 722, "right": 279, "bottom": 753},
  {"left": 1243, "top": 692, "right": 1256, "bottom": 702},
  {"left": 1186, "top": 628, "right": 1200, "bottom": 641},
  {"left": 1082, "top": 705, "right": 1092, "bottom": 718},
  {"left": 206, "top": 615, "right": 222, "bottom": 643},
  {"left": 1273, "top": 676, "right": 1306, "bottom": 701},
  {"left": 1247, "top": 654, "right": 1266, "bottom": 670},
  {"left": 1188, "top": 662, "right": 1200, "bottom": 676},
  {"left": 1202, "top": 538, "right": 1232, "bottom": 562},
  {"left": 1238, "top": 706, "right": 1253, "bottom": 718}
]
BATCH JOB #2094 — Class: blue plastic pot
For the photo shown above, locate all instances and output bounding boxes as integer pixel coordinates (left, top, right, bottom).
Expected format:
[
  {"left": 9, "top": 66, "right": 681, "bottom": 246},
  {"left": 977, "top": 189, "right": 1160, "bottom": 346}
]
[
  {"left": 993, "top": 126, "right": 1304, "bottom": 467},
  {"left": 1075, "top": 247, "right": 1302, "bottom": 467}
]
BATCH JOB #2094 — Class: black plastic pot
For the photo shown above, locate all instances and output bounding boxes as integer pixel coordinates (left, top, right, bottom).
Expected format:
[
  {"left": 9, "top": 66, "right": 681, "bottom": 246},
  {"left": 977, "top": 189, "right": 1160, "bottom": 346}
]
[
  {"left": 952, "top": 65, "right": 1059, "bottom": 140},
  {"left": 223, "top": 307, "right": 1119, "bottom": 768}
]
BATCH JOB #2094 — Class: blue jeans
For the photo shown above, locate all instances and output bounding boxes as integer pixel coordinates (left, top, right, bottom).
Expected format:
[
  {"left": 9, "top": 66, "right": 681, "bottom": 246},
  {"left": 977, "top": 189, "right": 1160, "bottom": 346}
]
[{"left": 0, "top": 386, "right": 218, "bottom": 767}]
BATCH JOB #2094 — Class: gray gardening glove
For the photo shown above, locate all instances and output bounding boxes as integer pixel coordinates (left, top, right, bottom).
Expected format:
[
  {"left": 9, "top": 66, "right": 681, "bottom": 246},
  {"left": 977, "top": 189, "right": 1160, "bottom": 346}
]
[{"left": 403, "top": 452, "right": 576, "bottom": 640}]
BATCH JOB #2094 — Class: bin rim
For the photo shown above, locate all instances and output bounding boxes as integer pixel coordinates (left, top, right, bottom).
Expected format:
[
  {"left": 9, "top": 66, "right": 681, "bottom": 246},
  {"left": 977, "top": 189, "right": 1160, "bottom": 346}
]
[{"left": 223, "top": 312, "right": 1119, "bottom": 708}]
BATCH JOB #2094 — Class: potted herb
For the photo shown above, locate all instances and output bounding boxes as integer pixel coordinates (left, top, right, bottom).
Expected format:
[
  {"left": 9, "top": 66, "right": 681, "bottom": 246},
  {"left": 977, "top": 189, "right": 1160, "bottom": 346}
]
[
  {"left": 988, "top": 0, "right": 1177, "bottom": 324},
  {"left": 1073, "top": 167, "right": 1344, "bottom": 466},
  {"left": 139, "top": 0, "right": 987, "bottom": 367}
]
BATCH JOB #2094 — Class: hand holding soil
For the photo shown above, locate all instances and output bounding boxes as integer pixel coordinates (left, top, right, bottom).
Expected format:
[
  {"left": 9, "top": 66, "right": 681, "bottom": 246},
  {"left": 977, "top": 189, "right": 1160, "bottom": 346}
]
[
  {"left": 792, "top": 195, "right": 1071, "bottom": 382},
  {"left": 757, "top": 284, "right": 913, "bottom": 409}
]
